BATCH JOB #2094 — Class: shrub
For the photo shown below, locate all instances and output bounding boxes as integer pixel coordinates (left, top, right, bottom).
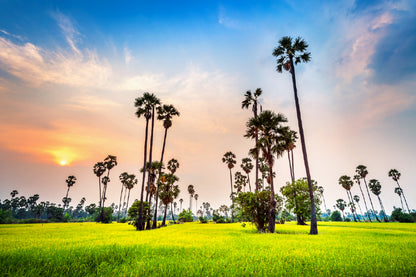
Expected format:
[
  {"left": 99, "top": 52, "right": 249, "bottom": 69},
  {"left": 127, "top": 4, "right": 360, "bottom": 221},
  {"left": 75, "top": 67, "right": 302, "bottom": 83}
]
[
  {"left": 0, "top": 208, "right": 13, "bottom": 224},
  {"left": 94, "top": 207, "right": 114, "bottom": 223},
  {"left": 128, "top": 201, "right": 151, "bottom": 227},
  {"left": 199, "top": 216, "right": 208, "bottom": 223},
  {"left": 391, "top": 208, "right": 415, "bottom": 223},
  {"left": 330, "top": 211, "right": 342, "bottom": 222},
  {"left": 178, "top": 209, "right": 193, "bottom": 222}
]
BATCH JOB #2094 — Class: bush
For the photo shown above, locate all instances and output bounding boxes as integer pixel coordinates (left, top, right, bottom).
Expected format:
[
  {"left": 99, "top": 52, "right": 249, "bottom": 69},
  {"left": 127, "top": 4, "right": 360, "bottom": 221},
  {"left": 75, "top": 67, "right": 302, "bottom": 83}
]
[
  {"left": 0, "top": 209, "right": 13, "bottom": 224},
  {"left": 178, "top": 209, "right": 193, "bottom": 222},
  {"left": 391, "top": 208, "right": 415, "bottom": 223},
  {"left": 94, "top": 207, "right": 114, "bottom": 223},
  {"left": 330, "top": 211, "right": 342, "bottom": 222},
  {"left": 128, "top": 201, "right": 151, "bottom": 227},
  {"left": 344, "top": 218, "right": 351, "bottom": 222},
  {"left": 212, "top": 210, "right": 225, "bottom": 223},
  {"left": 199, "top": 216, "right": 208, "bottom": 223}
]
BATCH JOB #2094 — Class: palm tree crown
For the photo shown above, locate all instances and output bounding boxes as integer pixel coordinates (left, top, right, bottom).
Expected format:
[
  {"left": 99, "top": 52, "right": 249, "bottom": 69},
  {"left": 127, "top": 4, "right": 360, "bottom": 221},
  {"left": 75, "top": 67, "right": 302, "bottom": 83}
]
[
  {"left": 272, "top": 36, "right": 311, "bottom": 73},
  {"left": 134, "top": 92, "right": 161, "bottom": 120},
  {"left": 157, "top": 104, "right": 180, "bottom": 129},
  {"left": 222, "top": 152, "right": 236, "bottom": 169}
]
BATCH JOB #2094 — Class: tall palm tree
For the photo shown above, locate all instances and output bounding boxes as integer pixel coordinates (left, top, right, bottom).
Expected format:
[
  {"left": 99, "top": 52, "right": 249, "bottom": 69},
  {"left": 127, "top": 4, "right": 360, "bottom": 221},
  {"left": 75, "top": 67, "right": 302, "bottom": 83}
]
[
  {"left": 242, "top": 88, "right": 262, "bottom": 191},
  {"left": 159, "top": 173, "right": 179, "bottom": 226},
  {"left": 93, "top": 162, "right": 106, "bottom": 213},
  {"left": 356, "top": 165, "right": 380, "bottom": 222},
  {"left": 281, "top": 129, "right": 297, "bottom": 183},
  {"left": 222, "top": 151, "right": 236, "bottom": 222},
  {"left": 135, "top": 92, "right": 160, "bottom": 230},
  {"left": 240, "top": 158, "right": 253, "bottom": 192},
  {"left": 102, "top": 155, "right": 117, "bottom": 206},
  {"left": 118, "top": 172, "right": 128, "bottom": 221},
  {"left": 245, "top": 110, "right": 288, "bottom": 233},
  {"left": 336, "top": 199, "right": 347, "bottom": 220},
  {"left": 316, "top": 186, "right": 327, "bottom": 214},
  {"left": 394, "top": 187, "right": 405, "bottom": 210},
  {"left": 368, "top": 179, "right": 388, "bottom": 222},
  {"left": 353, "top": 174, "right": 372, "bottom": 222},
  {"left": 194, "top": 194, "right": 199, "bottom": 214},
  {"left": 388, "top": 169, "right": 410, "bottom": 213},
  {"left": 338, "top": 175, "right": 357, "bottom": 222},
  {"left": 353, "top": 195, "right": 364, "bottom": 220},
  {"left": 143, "top": 161, "right": 162, "bottom": 229},
  {"left": 124, "top": 174, "right": 137, "bottom": 216},
  {"left": 188, "top": 185, "right": 195, "bottom": 212},
  {"left": 64, "top": 175, "right": 76, "bottom": 211},
  {"left": 273, "top": 36, "right": 317, "bottom": 235},
  {"left": 179, "top": 198, "right": 183, "bottom": 212}
]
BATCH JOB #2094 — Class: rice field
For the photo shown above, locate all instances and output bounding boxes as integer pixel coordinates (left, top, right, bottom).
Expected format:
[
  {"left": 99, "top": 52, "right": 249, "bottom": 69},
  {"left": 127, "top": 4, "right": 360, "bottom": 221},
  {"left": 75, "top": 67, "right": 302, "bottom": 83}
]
[{"left": 1, "top": 221, "right": 415, "bottom": 276}]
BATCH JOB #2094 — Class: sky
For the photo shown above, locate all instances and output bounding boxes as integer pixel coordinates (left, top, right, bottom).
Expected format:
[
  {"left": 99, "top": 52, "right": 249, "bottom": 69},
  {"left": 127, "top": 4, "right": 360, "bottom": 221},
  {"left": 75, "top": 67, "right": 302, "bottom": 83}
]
[{"left": 0, "top": 0, "right": 415, "bottom": 215}]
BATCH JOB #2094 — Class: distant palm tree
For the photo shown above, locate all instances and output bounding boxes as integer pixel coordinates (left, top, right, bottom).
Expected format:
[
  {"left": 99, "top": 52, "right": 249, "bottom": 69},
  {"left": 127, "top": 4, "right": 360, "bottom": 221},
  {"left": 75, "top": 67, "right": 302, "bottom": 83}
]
[
  {"left": 316, "top": 186, "right": 327, "bottom": 213},
  {"left": 179, "top": 198, "right": 183, "bottom": 212},
  {"left": 144, "top": 161, "right": 162, "bottom": 229},
  {"left": 368, "top": 179, "right": 388, "bottom": 222},
  {"left": 394, "top": 187, "right": 405, "bottom": 210},
  {"left": 281, "top": 128, "right": 298, "bottom": 183},
  {"left": 64, "top": 175, "right": 76, "bottom": 211},
  {"left": 353, "top": 174, "right": 372, "bottom": 222},
  {"left": 118, "top": 172, "right": 128, "bottom": 221},
  {"left": 388, "top": 169, "right": 410, "bottom": 213},
  {"left": 194, "top": 194, "right": 199, "bottom": 214},
  {"left": 222, "top": 151, "right": 236, "bottom": 222},
  {"left": 353, "top": 195, "right": 364, "bottom": 219},
  {"left": 102, "top": 155, "right": 117, "bottom": 207},
  {"left": 336, "top": 199, "right": 347, "bottom": 220},
  {"left": 338, "top": 175, "right": 357, "bottom": 222},
  {"left": 10, "top": 190, "right": 18, "bottom": 199},
  {"left": 124, "top": 174, "right": 137, "bottom": 216},
  {"left": 242, "top": 88, "right": 262, "bottom": 191},
  {"left": 240, "top": 158, "right": 253, "bottom": 192},
  {"left": 273, "top": 36, "right": 317, "bottom": 235},
  {"left": 159, "top": 173, "right": 179, "bottom": 226},
  {"left": 356, "top": 165, "right": 380, "bottom": 222},
  {"left": 93, "top": 162, "right": 106, "bottom": 212},
  {"left": 188, "top": 185, "right": 195, "bottom": 212},
  {"left": 135, "top": 92, "right": 160, "bottom": 231}
]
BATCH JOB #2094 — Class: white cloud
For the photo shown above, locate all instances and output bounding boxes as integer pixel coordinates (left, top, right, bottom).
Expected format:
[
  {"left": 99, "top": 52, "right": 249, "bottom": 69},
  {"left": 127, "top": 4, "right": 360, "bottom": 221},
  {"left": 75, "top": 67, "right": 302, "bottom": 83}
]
[{"left": 124, "top": 46, "right": 132, "bottom": 65}]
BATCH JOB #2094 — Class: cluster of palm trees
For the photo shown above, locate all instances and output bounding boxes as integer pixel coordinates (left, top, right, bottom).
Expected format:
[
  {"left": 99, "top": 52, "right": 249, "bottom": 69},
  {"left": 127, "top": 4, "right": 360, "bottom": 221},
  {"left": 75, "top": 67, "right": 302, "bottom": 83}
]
[
  {"left": 336, "top": 166, "right": 411, "bottom": 222},
  {"left": 134, "top": 92, "right": 180, "bottom": 230},
  {"left": 221, "top": 36, "right": 318, "bottom": 234}
]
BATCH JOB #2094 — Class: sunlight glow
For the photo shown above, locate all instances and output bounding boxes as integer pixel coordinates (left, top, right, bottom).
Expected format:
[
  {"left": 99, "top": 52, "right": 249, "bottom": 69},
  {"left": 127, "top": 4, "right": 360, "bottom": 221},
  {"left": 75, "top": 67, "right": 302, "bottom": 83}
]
[{"left": 46, "top": 147, "right": 78, "bottom": 166}]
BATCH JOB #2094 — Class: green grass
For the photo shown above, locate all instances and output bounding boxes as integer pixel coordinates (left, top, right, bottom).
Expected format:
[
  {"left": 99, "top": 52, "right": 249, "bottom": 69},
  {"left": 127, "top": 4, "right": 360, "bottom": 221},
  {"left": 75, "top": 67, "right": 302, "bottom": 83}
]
[{"left": 1, "top": 221, "right": 415, "bottom": 276}]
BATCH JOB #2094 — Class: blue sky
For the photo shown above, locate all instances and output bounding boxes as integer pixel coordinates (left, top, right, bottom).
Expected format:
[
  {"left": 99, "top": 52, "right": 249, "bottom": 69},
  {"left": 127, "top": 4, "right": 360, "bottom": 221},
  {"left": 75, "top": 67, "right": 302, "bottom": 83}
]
[{"left": 0, "top": 0, "right": 415, "bottom": 214}]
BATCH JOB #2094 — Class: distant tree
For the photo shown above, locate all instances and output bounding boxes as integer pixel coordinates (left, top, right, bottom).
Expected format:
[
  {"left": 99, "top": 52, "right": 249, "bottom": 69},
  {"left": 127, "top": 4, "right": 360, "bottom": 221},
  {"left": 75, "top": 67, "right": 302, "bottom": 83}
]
[
  {"left": 118, "top": 172, "right": 128, "bottom": 221},
  {"left": 222, "top": 151, "right": 236, "bottom": 222},
  {"left": 356, "top": 165, "right": 380, "bottom": 222},
  {"left": 64, "top": 176, "right": 76, "bottom": 211},
  {"left": 240, "top": 158, "right": 253, "bottom": 192},
  {"left": 273, "top": 36, "right": 317, "bottom": 235},
  {"left": 194, "top": 194, "right": 199, "bottom": 213},
  {"left": 353, "top": 174, "right": 371, "bottom": 222},
  {"left": 368, "top": 179, "right": 388, "bottom": 222},
  {"left": 101, "top": 155, "right": 117, "bottom": 216},
  {"left": 187, "top": 185, "right": 195, "bottom": 212},
  {"left": 330, "top": 210, "right": 342, "bottom": 221},
  {"left": 353, "top": 195, "right": 364, "bottom": 219},
  {"left": 394, "top": 187, "right": 405, "bottom": 211},
  {"left": 93, "top": 162, "right": 106, "bottom": 211},
  {"left": 179, "top": 198, "right": 183, "bottom": 212},
  {"left": 388, "top": 169, "right": 410, "bottom": 213},
  {"left": 335, "top": 199, "right": 347, "bottom": 220},
  {"left": 10, "top": 190, "right": 18, "bottom": 199},
  {"left": 338, "top": 175, "right": 357, "bottom": 222},
  {"left": 159, "top": 173, "right": 180, "bottom": 226}
]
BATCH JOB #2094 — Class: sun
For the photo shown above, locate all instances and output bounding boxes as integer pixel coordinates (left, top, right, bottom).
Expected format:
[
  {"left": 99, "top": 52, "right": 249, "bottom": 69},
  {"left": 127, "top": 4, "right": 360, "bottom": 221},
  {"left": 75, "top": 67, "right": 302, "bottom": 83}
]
[{"left": 59, "top": 160, "right": 68, "bottom": 166}]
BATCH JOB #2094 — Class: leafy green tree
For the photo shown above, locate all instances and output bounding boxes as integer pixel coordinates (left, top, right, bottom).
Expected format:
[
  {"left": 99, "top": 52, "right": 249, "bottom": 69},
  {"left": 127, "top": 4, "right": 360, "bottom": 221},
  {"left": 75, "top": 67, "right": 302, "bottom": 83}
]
[
  {"left": 389, "top": 169, "right": 410, "bottom": 213},
  {"left": 273, "top": 36, "right": 317, "bottom": 235},
  {"left": 128, "top": 200, "right": 151, "bottom": 227},
  {"left": 330, "top": 210, "right": 342, "bottom": 221},
  {"left": 356, "top": 165, "right": 380, "bottom": 222},
  {"left": 240, "top": 158, "right": 253, "bottom": 192},
  {"left": 391, "top": 208, "right": 415, "bottom": 223},
  {"left": 368, "top": 179, "right": 388, "bottom": 222},
  {"left": 222, "top": 151, "right": 236, "bottom": 222},
  {"left": 178, "top": 209, "right": 193, "bottom": 222},
  {"left": 280, "top": 178, "right": 321, "bottom": 225},
  {"left": 335, "top": 199, "right": 347, "bottom": 220},
  {"left": 135, "top": 92, "right": 160, "bottom": 231},
  {"left": 242, "top": 88, "right": 262, "bottom": 191},
  {"left": 353, "top": 174, "right": 371, "bottom": 222}
]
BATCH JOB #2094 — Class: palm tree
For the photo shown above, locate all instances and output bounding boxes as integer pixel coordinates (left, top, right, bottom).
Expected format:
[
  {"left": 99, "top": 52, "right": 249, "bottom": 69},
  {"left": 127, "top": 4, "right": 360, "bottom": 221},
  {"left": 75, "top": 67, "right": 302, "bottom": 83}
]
[
  {"left": 159, "top": 173, "right": 179, "bottom": 226},
  {"left": 245, "top": 110, "right": 288, "bottom": 233},
  {"left": 10, "top": 190, "right": 18, "bottom": 199},
  {"left": 316, "top": 186, "right": 327, "bottom": 214},
  {"left": 194, "top": 194, "right": 199, "bottom": 214},
  {"left": 388, "top": 169, "right": 410, "bottom": 213},
  {"left": 124, "top": 174, "right": 137, "bottom": 217},
  {"left": 93, "top": 162, "right": 106, "bottom": 213},
  {"left": 179, "top": 198, "right": 183, "bottom": 212},
  {"left": 338, "top": 175, "right": 357, "bottom": 222},
  {"left": 353, "top": 174, "right": 372, "bottom": 222},
  {"left": 135, "top": 92, "right": 160, "bottom": 230},
  {"left": 368, "top": 179, "right": 388, "bottom": 222},
  {"left": 356, "top": 165, "right": 380, "bottom": 222},
  {"left": 240, "top": 158, "right": 253, "bottom": 192},
  {"left": 118, "top": 172, "right": 128, "bottom": 221},
  {"left": 188, "top": 185, "right": 195, "bottom": 212},
  {"left": 143, "top": 161, "right": 162, "bottom": 229},
  {"left": 394, "top": 187, "right": 405, "bottom": 210},
  {"left": 335, "top": 199, "right": 347, "bottom": 220},
  {"left": 353, "top": 195, "right": 364, "bottom": 220},
  {"left": 222, "top": 151, "right": 236, "bottom": 222},
  {"left": 273, "top": 36, "right": 317, "bottom": 235},
  {"left": 102, "top": 155, "right": 117, "bottom": 208},
  {"left": 242, "top": 88, "right": 262, "bottom": 191},
  {"left": 64, "top": 175, "right": 76, "bottom": 211}
]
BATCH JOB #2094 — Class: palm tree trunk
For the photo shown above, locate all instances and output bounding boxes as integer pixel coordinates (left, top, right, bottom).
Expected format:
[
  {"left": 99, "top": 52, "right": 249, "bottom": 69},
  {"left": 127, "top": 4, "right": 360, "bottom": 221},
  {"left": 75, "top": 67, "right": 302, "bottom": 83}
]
[
  {"left": 146, "top": 194, "right": 153, "bottom": 230},
  {"left": 153, "top": 127, "right": 168, "bottom": 229},
  {"left": 348, "top": 191, "right": 359, "bottom": 222},
  {"left": 363, "top": 178, "right": 381, "bottom": 222},
  {"left": 117, "top": 185, "right": 124, "bottom": 222},
  {"left": 247, "top": 173, "right": 252, "bottom": 192},
  {"left": 189, "top": 195, "right": 192, "bottom": 211},
  {"left": 356, "top": 201, "right": 363, "bottom": 220},
  {"left": 291, "top": 150, "right": 295, "bottom": 181},
  {"left": 268, "top": 151, "right": 276, "bottom": 233},
  {"left": 122, "top": 187, "right": 128, "bottom": 216},
  {"left": 289, "top": 55, "right": 317, "bottom": 235},
  {"left": 98, "top": 178, "right": 102, "bottom": 209},
  {"left": 229, "top": 168, "right": 234, "bottom": 223},
  {"left": 396, "top": 181, "right": 410, "bottom": 213},
  {"left": 287, "top": 151, "right": 294, "bottom": 183},
  {"left": 146, "top": 107, "right": 156, "bottom": 202},
  {"left": 64, "top": 187, "right": 70, "bottom": 211},
  {"left": 377, "top": 196, "right": 388, "bottom": 222},
  {"left": 357, "top": 182, "right": 372, "bottom": 222},
  {"left": 162, "top": 204, "right": 168, "bottom": 226},
  {"left": 100, "top": 170, "right": 111, "bottom": 223},
  {"left": 138, "top": 118, "right": 150, "bottom": 231},
  {"left": 399, "top": 195, "right": 404, "bottom": 211},
  {"left": 171, "top": 202, "right": 176, "bottom": 224},
  {"left": 254, "top": 100, "right": 259, "bottom": 192},
  {"left": 126, "top": 189, "right": 131, "bottom": 216},
  {"left": 346, "top": 191, "right": 357, "bottom": 222}
]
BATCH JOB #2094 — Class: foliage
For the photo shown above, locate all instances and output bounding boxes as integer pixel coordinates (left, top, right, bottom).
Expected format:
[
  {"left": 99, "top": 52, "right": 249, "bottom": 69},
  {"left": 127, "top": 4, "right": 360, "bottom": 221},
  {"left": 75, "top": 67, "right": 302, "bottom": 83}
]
[
  {"left": 391, "top": 208, "right": 415, "bottom": 223},
  {"left": 46, "top": 206, "right": 64, "bottom": 222},
  {"left": 280, "top": 179, "right": 321, "bottom": 224},
  {"left": 128, "top": 201, "right": 151, "bottom": 227},
  {"left": 94, "top": 207, "right": 113, "bottom": 223},
  {"left": 178, "top": 209, "right": 193, "bottom": 222},
  {"left": 0, "top": 209, "right": 13, "bottom": 224},
  {"left": 198, "top": 216, "right": 208, "bottom": 223},
  {"left": 330, "top": 211, "right": 342, "bottom": 222}
]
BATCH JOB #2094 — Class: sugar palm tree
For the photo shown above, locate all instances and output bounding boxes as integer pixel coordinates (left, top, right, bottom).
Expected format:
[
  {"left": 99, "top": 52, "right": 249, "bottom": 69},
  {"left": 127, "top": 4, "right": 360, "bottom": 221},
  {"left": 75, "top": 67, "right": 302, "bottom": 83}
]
[
  {"left": 64, "top": 175, "right": 76, "bottom": 211},
  {"left": 316, "top": 186, "right": 327, "bottom": 214},
  {"left": 143, "top": 161, "right": 162, "bottom": 229},
  {"left": 353, "top": 174, "right": 371, "bottom": 222},
  {"left": 338, "top": 175, "right": 357, "bottom": 222},
  {"left": 102, "top": 155, "right": 117, "bottom": 205},
  {"left": 10, "top": 190, "right": 18, "bottom": 199},
  {"left": 245, "top": 110, "right": 288, "bottom": 233},
  {"left": 179, "top": 198, "right": 183, "bottom": 212},
  {"left": 273, "top": 36, "right": 317, "bottom": 235},
  {"left": 93, "top": 162, "right": 106, "bottom": 212},
  {"left": 336, "top": 199, "right": 347, "bottom": 220},
  {"left": 222, "top": 151, "right": 236, "bottom": 222},
  {"left": 124, "top": 174, "right": 137, "bottom": 216},
  {"left": 118, "top": 172, "right": 128, "bottom": 221},
  {"left": 353, "top": 195, "right": 364, "bottom": 220},
  {"left": 188, "top": 184, "right": 195, "bottom": 212},
  {"left": 368, "top": 179, "right": 388, "bottom": 222},
  {"left": 240, "top": 158, "right": 253, "bottom": 192},
  {"left": 135, "top": 92, "right": 160, "bottom": 230},
  {"left": 388, "top": 169, "right": 410, "bottom": 213},
  {"left": 281, "top": 129, "right": 298, "bottom": 183},
  {"left": 394, "top": 187, "right": 405, "bottom": 210},
  {"left": 242, "top": 88, "right": 262, "bottom": 191},
  {"left": 159, "top": 173, "right": 179, "bottom": 226},
  {"left": 194, "top": 194, "right": 199, "bottom": 213},
  {"left": 356, "top": 165, "right": 380, "bottom": 222}
]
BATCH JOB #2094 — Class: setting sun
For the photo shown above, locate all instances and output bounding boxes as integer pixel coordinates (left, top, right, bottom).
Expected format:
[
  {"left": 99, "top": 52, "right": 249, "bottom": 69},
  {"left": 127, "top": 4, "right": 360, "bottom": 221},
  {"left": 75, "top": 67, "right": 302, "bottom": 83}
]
[{"left": 59, "top": 160, "right": 67, "bottom": 166}]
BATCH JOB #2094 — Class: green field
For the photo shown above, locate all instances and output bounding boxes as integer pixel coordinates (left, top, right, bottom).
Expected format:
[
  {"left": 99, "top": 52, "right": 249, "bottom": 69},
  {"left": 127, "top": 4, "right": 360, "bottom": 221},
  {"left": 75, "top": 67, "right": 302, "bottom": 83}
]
[{"left": 1, "top": 222, "right": 415, "bottom": 276}]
